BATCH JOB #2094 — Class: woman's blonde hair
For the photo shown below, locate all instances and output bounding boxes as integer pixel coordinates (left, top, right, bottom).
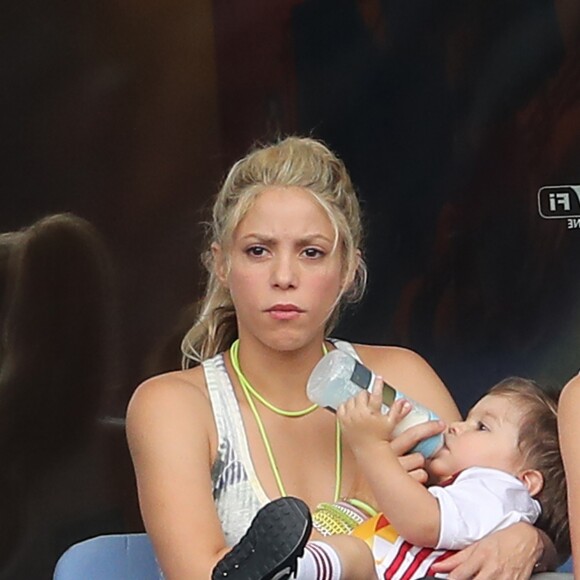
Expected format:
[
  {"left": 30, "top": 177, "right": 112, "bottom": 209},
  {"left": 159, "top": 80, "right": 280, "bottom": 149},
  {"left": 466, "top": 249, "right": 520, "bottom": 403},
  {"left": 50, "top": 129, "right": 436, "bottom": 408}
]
[{"left": 181, "top": 136, "right": 367, "bottom": 365}]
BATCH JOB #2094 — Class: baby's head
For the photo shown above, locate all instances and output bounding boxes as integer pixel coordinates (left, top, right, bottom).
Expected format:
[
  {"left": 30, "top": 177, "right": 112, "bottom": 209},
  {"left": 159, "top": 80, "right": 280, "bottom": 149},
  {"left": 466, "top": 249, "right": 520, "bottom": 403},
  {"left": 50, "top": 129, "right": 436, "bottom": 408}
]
[{"left": 428, "top": 377, "right": 569, "bottom": 555}]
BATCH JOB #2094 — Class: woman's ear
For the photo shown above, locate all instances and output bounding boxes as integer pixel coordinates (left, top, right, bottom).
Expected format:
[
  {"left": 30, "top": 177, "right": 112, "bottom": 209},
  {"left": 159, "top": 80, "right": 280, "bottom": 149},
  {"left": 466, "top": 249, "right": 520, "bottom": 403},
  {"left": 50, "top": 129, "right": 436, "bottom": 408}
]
[
  {"left": 342, "top": 249, "right": 362, "bottom": 292},
  {"left": 211, "top": 242, "right": 228, "bottom": 285},
  {"left": 519, "top": 468, "right": 544, "bottom": 497}
]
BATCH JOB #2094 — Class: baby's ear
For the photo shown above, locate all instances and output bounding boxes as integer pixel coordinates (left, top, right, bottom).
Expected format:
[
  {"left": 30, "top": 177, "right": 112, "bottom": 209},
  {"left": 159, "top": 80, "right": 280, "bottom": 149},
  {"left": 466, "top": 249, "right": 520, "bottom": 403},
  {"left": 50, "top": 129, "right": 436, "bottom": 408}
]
[{"left": 519, "top": 468, "right": 544, "bottom": 497}]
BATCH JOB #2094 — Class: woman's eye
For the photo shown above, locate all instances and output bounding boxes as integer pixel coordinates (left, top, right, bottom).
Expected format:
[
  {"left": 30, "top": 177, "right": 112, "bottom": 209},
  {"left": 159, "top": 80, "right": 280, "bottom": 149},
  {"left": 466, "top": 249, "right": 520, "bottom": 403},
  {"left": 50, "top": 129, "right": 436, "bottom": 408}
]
[
  {"left": 303, "top": 247, "right": 324, "bottom": 258},
  {"left": 247, "top": 246, "right": 267, "bottom": 257}
]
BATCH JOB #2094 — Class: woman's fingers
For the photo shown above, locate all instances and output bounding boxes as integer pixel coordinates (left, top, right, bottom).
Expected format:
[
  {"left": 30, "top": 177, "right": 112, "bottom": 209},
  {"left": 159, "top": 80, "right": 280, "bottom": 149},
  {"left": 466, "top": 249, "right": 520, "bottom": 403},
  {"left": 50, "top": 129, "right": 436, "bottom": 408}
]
[
  {"left": 407, "top": 467, "right": 429, "bottom": 484},
  {"left": 398, "top": 452, "right": 424, "bottom": 470},
  {"left": 398, "top": 452, "right": 428, "bottom": 482},
  {"left": 390, "top": 419, "right": 445, "bottom": 456},
  {"left": 431, "top": 548, "right": 472, "bottom": 578},
  {"left": 431, "top": 524, "right": 538, "bottom": 580}
]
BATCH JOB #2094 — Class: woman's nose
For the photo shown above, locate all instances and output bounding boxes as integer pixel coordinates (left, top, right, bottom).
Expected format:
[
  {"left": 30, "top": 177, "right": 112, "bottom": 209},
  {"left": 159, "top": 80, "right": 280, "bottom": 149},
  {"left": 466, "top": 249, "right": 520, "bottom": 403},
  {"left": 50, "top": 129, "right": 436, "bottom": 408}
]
[{"left": 270, "top": 255, "right": 297, "bottom": 289}]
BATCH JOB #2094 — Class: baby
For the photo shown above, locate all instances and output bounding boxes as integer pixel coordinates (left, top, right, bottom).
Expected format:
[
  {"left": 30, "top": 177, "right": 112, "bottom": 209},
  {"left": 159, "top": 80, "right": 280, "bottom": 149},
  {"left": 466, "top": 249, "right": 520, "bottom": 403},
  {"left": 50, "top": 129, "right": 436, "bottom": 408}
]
[{"left": 213, "top": 377, "right": 569, "bottom": 579}]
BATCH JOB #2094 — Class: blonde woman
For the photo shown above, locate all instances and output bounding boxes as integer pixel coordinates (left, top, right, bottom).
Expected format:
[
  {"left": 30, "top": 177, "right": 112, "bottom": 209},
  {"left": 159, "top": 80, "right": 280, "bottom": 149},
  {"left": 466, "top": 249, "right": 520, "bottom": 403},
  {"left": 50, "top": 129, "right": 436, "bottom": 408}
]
[{"left": 127, "top": 137, "right": 554, "bottom": 579}]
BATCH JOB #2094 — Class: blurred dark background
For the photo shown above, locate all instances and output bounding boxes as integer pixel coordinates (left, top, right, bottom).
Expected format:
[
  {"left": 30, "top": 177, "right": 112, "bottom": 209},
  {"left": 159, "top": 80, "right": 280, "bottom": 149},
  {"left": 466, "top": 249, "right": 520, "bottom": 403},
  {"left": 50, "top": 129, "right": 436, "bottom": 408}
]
[{"left": 1, "top": 0, "right": 580, "bottom": 577}]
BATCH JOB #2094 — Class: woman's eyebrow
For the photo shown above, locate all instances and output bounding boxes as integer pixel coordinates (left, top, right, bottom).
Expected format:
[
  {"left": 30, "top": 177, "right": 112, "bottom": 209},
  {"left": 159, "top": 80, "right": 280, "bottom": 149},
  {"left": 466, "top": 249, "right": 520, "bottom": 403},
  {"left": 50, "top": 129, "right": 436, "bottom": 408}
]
[
  {"left": 240, "top": 233, "right": 334, "bottom": 244},
  {"left": 239, "top": 233, "right": 275, "bottom": 243},
  {"left": 296, "top": 234, "right": 334, "bottom": 244}
]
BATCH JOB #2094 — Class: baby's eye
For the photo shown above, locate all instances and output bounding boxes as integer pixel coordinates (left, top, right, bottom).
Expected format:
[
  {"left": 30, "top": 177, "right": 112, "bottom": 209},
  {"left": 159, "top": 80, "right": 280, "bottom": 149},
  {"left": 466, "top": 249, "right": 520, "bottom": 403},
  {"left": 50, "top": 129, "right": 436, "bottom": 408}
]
[
  {"left": 476, "top": 421, "right": 489, "bottom": 432},
  {"left": 303, "top": 247, "right": 324, "bottom": 258}
]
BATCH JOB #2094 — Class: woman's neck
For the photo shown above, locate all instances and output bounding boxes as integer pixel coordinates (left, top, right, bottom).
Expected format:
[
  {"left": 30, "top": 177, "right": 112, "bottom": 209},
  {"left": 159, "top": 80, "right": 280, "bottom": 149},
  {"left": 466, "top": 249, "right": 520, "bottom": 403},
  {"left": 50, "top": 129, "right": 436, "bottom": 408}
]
[{"left": 230, "top": 335, "right": 328, "bottom": 410}]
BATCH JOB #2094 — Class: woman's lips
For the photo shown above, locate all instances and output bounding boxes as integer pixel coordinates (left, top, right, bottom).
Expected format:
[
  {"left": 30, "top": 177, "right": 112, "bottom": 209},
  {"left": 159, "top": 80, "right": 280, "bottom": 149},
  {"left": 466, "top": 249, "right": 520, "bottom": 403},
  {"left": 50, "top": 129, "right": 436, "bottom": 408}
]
[{"left": 266, "top": 304, "right": 304, "bottom": 320}]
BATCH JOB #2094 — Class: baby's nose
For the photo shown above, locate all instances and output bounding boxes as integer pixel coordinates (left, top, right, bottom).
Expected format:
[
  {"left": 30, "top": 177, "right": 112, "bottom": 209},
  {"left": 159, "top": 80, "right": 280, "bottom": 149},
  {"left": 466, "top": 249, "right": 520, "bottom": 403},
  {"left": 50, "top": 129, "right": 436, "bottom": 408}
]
[{"left": 448, "top": 421, "right": 463, "bottom": 435}]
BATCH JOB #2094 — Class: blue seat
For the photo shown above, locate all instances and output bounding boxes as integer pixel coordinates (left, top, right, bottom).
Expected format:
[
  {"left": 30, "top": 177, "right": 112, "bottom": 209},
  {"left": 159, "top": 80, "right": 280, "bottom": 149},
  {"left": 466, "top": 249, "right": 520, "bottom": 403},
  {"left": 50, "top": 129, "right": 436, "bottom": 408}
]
[
  {"left": 53, "top": 533, "right": 162, "bottom": 580},
  {"left": 54, "top": 533, "right": 573, "bottom": 579},
  {"left": 531, "top": 556, "right": 573, "bottom": 579},
  {"left": 556, "top": 556, "right": 573, "bottom": 573}
]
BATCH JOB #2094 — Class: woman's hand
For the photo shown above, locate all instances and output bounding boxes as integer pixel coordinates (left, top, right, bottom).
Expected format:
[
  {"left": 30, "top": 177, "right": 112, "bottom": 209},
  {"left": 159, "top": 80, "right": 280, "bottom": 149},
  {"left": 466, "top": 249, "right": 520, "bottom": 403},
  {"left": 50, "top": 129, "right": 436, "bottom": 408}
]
[
  {"left": 390, "top": 420, "right": 445, "bottom": 484},
  {"left": 430, "top": 522, "right": 544, "bottom": 579}
]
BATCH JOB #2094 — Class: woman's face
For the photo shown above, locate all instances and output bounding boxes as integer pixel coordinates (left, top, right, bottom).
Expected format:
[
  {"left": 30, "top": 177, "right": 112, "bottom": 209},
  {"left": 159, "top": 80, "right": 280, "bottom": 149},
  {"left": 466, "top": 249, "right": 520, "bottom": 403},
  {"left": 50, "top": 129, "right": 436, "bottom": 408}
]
[{"left": 216, "top": 186, "right": 345, "bottom": 351}]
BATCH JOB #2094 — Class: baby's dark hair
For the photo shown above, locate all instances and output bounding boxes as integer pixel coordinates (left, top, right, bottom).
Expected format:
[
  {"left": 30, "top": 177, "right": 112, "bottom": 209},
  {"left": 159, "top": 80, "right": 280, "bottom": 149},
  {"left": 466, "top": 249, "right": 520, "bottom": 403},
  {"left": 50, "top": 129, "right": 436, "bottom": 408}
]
[{"left": 489, "top": 377, "right": 569, "bottom": 557}]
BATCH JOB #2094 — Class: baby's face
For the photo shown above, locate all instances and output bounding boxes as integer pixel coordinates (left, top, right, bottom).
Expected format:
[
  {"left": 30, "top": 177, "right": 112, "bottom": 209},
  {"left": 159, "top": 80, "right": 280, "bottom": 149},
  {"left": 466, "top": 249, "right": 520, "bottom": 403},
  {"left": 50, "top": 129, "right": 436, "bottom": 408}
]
[{"left": 427, "top": 394, "right": 524, "bottom": 482}]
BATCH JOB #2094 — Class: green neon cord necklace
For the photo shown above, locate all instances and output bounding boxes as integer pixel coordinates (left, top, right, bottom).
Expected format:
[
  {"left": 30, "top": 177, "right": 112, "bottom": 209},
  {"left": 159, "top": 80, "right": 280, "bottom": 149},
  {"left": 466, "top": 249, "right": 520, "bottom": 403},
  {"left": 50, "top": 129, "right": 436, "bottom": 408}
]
[{"left": 229, "top": 339, "right": 342, "bottom": 501}]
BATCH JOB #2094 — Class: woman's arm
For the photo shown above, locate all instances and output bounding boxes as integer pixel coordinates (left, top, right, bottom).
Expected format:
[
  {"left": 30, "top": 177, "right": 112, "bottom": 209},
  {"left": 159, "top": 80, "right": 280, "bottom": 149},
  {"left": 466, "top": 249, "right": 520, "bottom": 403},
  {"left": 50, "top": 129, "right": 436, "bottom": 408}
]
[
  {"left": 126, "top": 372, "right": 227, "bottom": 579},
  {"left": 429, "top": 523, "right": 555, "bottom": 579},
  {"left": 558, "top": 373, "right": 580, "bottom": 577}
]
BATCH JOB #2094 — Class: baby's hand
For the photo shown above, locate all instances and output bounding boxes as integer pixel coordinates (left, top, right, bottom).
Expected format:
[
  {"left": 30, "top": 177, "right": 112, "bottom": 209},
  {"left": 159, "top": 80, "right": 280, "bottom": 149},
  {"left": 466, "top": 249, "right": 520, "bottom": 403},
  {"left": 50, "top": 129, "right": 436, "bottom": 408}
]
[{"left": 337, "top": 376, "right": 412, "bottom": 454}]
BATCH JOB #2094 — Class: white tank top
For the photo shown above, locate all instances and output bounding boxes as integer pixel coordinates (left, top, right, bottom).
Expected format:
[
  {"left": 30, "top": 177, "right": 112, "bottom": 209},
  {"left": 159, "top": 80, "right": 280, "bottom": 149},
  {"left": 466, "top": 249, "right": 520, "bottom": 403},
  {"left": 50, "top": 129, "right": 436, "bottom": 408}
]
[{"left": 203, "top": 339, "right": 359, "bottom": 545}]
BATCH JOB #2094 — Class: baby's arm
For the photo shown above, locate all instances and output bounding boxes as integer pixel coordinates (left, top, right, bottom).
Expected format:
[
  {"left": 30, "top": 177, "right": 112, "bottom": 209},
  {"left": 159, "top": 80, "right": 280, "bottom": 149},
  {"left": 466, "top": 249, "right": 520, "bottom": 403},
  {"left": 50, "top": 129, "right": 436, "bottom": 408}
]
[{"left": 337, "top": 378, "right": 443, "bottom": 547}]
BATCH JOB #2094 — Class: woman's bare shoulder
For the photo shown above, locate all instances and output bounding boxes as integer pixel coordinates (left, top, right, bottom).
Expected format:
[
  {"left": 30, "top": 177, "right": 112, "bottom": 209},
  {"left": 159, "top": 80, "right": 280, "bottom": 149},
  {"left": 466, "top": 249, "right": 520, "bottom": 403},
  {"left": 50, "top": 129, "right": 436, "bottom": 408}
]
[
  {"left": 352, "top": 343, "right": 435, "bottom": 380},
  {"left": 126, "top": 366, "right": 210, "bottom": 429},
  {"left": 561, "top": 373, "right": 580, "bottom": 397},
  {"left": 559, "top": 372, "right": 580, "bottom": 412},
  {"left": 350, "top": 342, "right": 461, "bottom": 422}
]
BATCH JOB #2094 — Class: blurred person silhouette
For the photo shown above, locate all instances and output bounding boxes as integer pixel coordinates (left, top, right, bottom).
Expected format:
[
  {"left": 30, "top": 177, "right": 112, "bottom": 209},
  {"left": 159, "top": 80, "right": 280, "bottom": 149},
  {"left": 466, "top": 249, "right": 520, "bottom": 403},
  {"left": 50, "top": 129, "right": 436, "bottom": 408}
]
[
  {"left": 0, "top": 231, "right": 24, "bottom": 365},
  {"left": 0, "top": 213, "right": 120, "bottom": 577}
]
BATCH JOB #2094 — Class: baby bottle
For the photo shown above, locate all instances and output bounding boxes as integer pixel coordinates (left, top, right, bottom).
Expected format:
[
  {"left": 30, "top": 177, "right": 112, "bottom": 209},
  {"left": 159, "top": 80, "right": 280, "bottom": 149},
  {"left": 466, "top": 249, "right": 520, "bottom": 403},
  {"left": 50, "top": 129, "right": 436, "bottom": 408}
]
[{"left": 306, "top": 349, "right": 444, "bottom": 458}]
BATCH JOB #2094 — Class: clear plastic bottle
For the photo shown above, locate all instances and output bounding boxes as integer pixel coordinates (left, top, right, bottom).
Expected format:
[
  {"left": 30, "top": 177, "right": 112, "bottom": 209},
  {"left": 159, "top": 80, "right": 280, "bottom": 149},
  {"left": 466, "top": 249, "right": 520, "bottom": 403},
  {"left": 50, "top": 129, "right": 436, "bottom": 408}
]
[{"left": 306, "top": 349, "right": 444, "bottom": 458}]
